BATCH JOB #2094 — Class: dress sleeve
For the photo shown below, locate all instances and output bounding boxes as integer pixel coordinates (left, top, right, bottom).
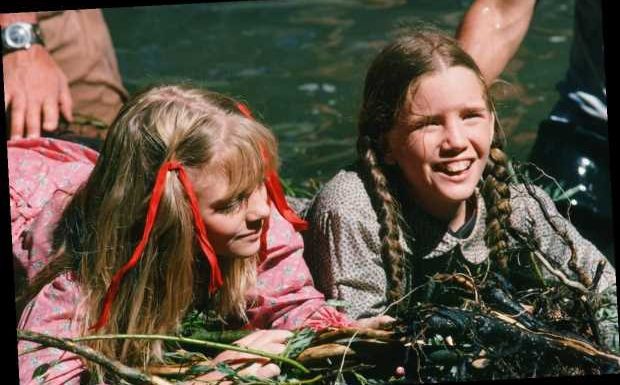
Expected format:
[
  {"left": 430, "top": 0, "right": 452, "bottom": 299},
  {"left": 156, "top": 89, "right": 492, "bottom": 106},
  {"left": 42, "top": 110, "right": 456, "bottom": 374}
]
[
  {"left": 304, "top": 172, "right": 390, "bottom": 320},
  {"left": 512, "top": 184, "right": 618, "bottom": 352},
  {"left": 245, "top": 204, "right": 351, "bottom": 331},
  {"left": 9, "top": 138, "right": 96, "bottom": 283},
  {"left": 18, "top": 273, "right": 89, "bottom": 385}
]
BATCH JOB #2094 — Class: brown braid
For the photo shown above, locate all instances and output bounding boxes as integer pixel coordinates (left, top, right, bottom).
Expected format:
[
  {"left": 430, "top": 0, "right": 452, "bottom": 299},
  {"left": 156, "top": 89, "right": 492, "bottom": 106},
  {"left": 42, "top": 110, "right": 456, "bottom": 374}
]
[
  {"left": 481, "top": 145, "right": 513, "bottom": 272},
  {"left": 358, "top": 135, "right": 406, "bottom": 304},
  {"left": 355, "top": 29, "right": 498, "bottom": 304}
]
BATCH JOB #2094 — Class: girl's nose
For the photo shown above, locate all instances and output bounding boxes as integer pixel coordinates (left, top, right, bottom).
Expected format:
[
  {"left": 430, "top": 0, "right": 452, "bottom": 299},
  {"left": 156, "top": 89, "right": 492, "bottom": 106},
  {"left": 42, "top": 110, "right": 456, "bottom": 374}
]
[
  {"left": 441, "top": 118, "right": 468, "bottom": 153},
  {"left": 246, "top": 184, "right": 271, "bottom": 222}
]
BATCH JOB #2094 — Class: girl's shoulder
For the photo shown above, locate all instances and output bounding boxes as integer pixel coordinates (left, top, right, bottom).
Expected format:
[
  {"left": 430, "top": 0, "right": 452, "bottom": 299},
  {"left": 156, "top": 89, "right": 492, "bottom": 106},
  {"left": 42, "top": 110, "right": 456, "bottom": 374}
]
[
  {"left": 507, "top": 183, "right": 557, "bottom": 212},
  {"left": 310, "top": 169, "right": 375, "bottom": 218},
  {"left": 504, "top": 183, "right": 567, "bottom": 234}
]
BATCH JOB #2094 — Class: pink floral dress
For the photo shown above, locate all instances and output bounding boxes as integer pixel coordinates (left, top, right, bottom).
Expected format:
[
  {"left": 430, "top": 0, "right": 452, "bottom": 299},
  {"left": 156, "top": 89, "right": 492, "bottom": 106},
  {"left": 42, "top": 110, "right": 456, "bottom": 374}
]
[{"left": 13, "top": 138, "right": 349, "bottom": 385}]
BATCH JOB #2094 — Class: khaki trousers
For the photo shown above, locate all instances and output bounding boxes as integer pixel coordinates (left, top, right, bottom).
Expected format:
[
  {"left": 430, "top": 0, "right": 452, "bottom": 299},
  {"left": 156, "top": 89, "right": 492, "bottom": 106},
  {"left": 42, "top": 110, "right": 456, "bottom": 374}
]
[{"left": 38, "top": 9, "right": 128, "bottom": 139}]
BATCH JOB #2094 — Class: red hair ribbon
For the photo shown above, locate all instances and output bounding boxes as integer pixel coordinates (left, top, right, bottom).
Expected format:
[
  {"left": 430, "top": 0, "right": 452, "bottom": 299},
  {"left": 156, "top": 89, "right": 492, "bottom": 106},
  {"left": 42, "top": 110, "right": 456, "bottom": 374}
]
[
  {"left": 264, "top": 167, "right": 309, "bottom": 232},
  {"left": 235, "top": 102, "right": 309, "bottom": 234},
  {"left": 236, "top": 102, "right": 308, "bottom": 262},
  {"left": 90, "top": 160, "right": 224, "bottom": 331},
  {"left": 236, "top": 102, "right": 254, "bottom": 119}
]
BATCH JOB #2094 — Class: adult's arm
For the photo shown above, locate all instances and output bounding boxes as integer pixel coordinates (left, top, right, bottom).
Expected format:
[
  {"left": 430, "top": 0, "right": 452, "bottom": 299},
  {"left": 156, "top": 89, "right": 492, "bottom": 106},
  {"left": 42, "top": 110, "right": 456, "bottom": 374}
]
[
  {"left": 456, "top": 0, "right": 537, "bottom": 82},
  {"left": 1, "top": 12, "right": 73, "bottom": 139}
]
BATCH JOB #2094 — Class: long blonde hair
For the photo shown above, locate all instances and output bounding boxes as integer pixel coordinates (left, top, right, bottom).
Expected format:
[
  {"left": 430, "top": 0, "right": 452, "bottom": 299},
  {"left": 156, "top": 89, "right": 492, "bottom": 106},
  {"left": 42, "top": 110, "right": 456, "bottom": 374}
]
[{"left": 24, "top": 84, "right": 278, "bottom": 378}]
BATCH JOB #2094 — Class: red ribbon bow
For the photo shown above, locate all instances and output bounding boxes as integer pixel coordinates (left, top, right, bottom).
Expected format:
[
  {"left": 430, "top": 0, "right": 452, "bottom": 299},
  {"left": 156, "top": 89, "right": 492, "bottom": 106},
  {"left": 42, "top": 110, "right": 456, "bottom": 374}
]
[{"left": 91, "top": 102, "right": 308, "bottom": 330}]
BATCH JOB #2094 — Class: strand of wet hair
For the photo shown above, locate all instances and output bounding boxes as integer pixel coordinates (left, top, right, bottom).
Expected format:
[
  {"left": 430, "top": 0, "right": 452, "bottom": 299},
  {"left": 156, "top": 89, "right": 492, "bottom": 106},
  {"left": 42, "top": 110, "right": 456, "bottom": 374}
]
[
  {"left": 358, "top": 135, "right": 405, "bottom": 304},
  {"left": 481, "top": 146, "right": 513, "bottom": 273}
]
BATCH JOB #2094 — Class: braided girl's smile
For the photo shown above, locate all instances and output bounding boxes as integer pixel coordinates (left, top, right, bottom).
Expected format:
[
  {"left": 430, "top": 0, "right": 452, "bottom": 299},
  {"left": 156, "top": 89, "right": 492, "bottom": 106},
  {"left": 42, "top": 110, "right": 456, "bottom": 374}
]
[
  {"left": 433, "top": 159, "right": 474, "bottom": 175},
  {"left": 385, "top": 66, "right": 494, "bottom": 226}
]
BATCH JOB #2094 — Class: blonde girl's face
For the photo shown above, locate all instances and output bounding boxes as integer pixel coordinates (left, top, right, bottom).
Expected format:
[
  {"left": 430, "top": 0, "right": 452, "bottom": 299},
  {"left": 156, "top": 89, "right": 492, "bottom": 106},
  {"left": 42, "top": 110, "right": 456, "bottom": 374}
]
[
  {"left": 193, "top": 172, "right": 271, "bottom": 259},
  {"left": 384, "top": 65, "right": 494, "bottom": 216}
]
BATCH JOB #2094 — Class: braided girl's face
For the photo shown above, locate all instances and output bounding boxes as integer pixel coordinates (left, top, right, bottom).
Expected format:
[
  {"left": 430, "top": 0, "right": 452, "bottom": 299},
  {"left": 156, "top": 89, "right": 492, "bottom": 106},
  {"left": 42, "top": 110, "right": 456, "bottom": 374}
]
[{"left": 384, "top": 65, "right": 494, "bottom": 224}]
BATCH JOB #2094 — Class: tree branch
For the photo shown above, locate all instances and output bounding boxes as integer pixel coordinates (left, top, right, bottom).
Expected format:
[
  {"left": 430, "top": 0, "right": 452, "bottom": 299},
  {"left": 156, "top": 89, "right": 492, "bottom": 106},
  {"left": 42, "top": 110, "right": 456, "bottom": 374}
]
[
  {"left": 17, "top": 329, "right": 172, "bottom": 385},
  {"left": 72, "top": 333, "right": 309, "bottom": 374}
]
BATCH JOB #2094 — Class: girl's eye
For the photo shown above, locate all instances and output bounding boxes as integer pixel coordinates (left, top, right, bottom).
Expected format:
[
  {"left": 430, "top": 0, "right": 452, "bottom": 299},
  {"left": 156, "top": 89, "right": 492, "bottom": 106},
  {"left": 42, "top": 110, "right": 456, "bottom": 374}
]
[
  {"left": 462, "top": 109, "right": 486, "bottom": 120},
  {"left": 412, "top": 118, "right": 440, "bottom": 130},
  {"left": 216, "top": 198, "right": 246, "bottom": 214}
]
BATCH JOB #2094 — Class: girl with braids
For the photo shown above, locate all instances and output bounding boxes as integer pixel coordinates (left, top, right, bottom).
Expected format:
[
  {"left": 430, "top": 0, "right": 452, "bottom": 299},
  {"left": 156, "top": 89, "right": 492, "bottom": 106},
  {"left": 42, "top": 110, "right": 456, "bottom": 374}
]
[
  {"left": 15, "top": 84, "right": 369, "bottom": 385},
  {"left": 305, "top": 28, "right": 618, "bottom": 356}
]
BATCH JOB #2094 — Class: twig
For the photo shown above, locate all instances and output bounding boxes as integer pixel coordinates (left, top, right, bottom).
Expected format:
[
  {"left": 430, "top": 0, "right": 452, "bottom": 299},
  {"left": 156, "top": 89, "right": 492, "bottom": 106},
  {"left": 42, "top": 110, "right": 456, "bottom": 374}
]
[
  {"left": 526, "top": 247, "right": 547, "bottom": 287},
  {"left": 72, "top": 333, "right": 309, "bottom": 374},
  {"left": 18, "top": 344, "right": 47, "bottom": 356},
  {"left": 517, "top": 162, "right": 574, "bottom": 220},
  {"left": 17, "top": 329, "right": 172, "bottom": 385},
  {"left": 281, "top": 374, "right": 323, "bottom": 384},
  {"left": 488, "top": 310, "right": 620, "bottom": 366},
  {"left": 460, "top": 267, "right": 480, "bottom": 304},
  {"left": 530, "top": 249, "right": 588, "bottom": 293},
  {"left": 334, "top": 283, "right": 427, "bottom": 380},
  {"left": 590, "top": 259, "right": 607, "bottom": 292},
  {"left": 508, "top": 228, "right": 589, "bottom": 294}
]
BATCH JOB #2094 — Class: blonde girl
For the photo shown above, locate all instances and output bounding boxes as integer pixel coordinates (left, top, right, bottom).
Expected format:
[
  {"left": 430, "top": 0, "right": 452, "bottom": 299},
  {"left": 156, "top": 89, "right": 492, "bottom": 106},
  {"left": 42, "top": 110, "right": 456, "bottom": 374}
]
[{"left": 16, "top": 84, "right": 353, "bottom": 384}]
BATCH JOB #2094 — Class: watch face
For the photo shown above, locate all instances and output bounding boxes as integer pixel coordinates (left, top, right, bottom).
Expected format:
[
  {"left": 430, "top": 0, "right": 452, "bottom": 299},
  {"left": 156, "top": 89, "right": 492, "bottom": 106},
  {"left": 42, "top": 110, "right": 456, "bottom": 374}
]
[{"left": 5, "top": 24, "right": 33, "bottom": 49}]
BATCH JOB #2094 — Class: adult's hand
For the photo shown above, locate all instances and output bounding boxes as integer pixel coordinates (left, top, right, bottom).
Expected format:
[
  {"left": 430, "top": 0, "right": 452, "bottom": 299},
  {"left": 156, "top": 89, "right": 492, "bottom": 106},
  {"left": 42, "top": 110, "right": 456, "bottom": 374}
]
[
  {"left": 189, "top": 329, "right": 293, "bottom": 384},
  {"left": 3, "top": 44, "right": 73, "bottom": 139}
]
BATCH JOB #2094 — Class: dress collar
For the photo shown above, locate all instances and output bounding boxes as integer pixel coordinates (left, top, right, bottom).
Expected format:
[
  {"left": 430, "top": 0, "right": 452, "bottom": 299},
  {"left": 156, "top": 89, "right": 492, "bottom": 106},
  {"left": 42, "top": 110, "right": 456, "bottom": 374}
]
[{"left": 400, "top": 188, "right": 490, "bottom": 265}]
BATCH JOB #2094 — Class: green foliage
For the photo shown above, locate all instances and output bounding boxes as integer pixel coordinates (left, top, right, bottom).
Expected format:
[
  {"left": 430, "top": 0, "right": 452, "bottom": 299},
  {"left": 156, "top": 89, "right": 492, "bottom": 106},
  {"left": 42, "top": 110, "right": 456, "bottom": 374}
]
[
  {"left": 179, "top": 309, "right": 250, "bottom": 343},
  {"left": 184, "top": 364, "right": 215, "bottom": 377},
  {"left": 32, "top": 363, "right": 51, "bottom": 379},
  {"left": 163, "top": 349, "right": 209, "bottom": 365},
  {"left": 283, "top": 328, "right": 316, "bottom": 359},
  {"left": 280, "top": 177, "right": 323, "bottom": 199},
  {"left": 180, "top": 309, "right": 208, "bottom": 335},
  {"left": 513, "top": 162, "right": 583, "bottom": 204}
]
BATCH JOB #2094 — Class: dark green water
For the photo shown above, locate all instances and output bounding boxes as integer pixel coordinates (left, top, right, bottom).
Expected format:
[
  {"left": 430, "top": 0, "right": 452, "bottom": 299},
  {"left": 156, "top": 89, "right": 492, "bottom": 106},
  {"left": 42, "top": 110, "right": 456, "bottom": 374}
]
[{"left": 104, "top": 0, "right": 575, "bottom": 190}]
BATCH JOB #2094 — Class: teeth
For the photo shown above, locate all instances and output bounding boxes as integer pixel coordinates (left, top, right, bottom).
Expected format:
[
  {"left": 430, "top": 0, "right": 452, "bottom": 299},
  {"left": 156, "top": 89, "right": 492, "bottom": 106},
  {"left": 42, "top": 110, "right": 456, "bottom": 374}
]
[{"left": 439, "top": 160, "right": 472, "bottom": 173}]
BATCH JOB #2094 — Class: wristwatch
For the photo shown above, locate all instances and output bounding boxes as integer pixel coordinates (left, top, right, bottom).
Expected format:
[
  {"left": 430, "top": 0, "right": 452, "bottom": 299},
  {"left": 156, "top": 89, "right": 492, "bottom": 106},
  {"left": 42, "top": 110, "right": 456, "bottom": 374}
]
[{"left": 1, "top": 22, "right": 44, "bottom": 54}]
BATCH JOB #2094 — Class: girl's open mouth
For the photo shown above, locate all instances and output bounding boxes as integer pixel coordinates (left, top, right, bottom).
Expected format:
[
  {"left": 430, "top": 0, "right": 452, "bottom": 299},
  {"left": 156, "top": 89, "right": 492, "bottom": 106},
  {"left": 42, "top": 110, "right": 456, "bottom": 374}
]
[{"left": 433, "top": 159, "right": 474, "bottom": 176}]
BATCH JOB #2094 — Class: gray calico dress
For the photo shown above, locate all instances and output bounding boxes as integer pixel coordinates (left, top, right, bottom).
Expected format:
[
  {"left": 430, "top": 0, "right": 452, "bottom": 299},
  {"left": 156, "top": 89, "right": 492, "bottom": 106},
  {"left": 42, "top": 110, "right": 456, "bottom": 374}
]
[{"left": 304, "top": 169, "right": 618, "bottom": 352}]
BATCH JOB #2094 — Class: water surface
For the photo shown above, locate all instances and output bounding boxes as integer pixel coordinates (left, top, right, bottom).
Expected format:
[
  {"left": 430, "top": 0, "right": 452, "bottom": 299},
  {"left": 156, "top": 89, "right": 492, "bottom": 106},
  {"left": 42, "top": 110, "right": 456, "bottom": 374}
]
[{"left": 104, "top": 0, "right": 576, "bottom": 190}]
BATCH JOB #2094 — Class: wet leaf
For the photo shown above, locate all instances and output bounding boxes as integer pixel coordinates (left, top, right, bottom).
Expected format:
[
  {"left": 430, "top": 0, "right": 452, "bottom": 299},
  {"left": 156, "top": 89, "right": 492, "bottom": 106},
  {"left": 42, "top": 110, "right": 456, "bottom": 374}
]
[
  {"left": 428, "top": 349, "right": 459, "bottom": 365},
  {"left": 214, "top": 362, "right": 238, "bottom": 377},
  {"left": 472, "top": 358, "right": 491, "bottom": 369},
  {"left": 32, "top": 359, "right": 59, "bottom": 379},
  {"left": 185, "top": 364, "right": 215, "bottom": 376},
  {"left": 284, "top": 328, "right": 316, "bottom": 359}
]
